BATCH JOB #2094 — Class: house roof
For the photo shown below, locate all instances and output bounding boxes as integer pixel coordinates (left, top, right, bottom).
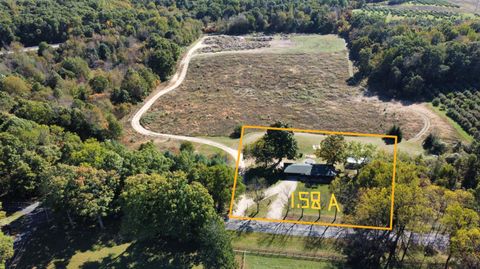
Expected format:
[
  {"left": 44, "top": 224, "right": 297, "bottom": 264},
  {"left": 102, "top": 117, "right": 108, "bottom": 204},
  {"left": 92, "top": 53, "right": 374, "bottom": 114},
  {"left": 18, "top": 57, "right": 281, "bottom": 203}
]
[
  {"left": 284, "top": 163, "right": 337, "bottom": 177},
  {"left": 284, "top": 164, "right": 312, "bottom": 175},
  {"left": 311, "top": 164, "right": 337, "bottom": 177}
]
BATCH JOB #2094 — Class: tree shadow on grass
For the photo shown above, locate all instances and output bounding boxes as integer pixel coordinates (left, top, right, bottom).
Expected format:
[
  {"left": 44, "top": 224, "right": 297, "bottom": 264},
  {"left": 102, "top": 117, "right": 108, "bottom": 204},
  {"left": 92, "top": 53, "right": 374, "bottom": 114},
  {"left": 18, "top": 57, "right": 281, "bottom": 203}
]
[
  {"left": 81, "top": 239, "right": 200, "bottom": 269},
  {"left": 243, "top": 167, "right": 283, "bottom": 186},
  {"left": 14, "top": 218, "right": 123, "bottom": 269}
]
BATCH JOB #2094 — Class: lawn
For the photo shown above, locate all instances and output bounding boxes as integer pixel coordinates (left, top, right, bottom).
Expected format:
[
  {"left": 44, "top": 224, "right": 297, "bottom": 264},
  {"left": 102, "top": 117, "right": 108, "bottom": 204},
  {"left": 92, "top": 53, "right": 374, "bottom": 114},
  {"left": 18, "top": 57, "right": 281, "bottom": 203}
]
[
  {"left": 283, "top": 183, "right": 342, "bottom": 223},
  {"left": 14, "top": 220, "right": 205, "bottom": 269},
  {"left": 239, "top": 131, "right": 418, "bottom": 158},
  {"left": 245, "top": 194, "right": 278, "bottom": 218},
  {"left": 143, "top": 34, "right": 424, "bottom": 140},
  {"left": 243, "top": 254, "right": 344, "bottom": 269},
  {"left": 231, "top": 231, "right": 342, "bottom": 258}
]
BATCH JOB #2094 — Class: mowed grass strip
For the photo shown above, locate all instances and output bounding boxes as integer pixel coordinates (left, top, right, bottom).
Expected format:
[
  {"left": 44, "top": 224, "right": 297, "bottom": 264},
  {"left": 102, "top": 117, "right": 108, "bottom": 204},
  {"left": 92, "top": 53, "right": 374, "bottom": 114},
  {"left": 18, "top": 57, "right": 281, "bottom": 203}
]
[
  {"left": 283, "top": 34, "right": 347, "bottom": 54},
  {"left": 243, "top": 253, "right": 344, "bottom": 269}
]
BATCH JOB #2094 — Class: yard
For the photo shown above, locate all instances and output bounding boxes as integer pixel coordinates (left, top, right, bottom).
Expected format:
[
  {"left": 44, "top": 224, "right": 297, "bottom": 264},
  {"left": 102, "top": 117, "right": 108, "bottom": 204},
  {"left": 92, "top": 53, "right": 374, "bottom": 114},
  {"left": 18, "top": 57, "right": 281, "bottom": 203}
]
[{"left": 282, "top": 183, "right": 342, "bottom": 223}]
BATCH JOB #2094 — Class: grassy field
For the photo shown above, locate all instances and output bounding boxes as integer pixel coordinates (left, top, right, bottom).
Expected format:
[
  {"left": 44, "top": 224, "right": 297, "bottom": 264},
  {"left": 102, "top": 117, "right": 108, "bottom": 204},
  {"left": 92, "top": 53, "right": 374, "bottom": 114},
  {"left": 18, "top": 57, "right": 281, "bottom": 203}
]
[
  {"left": 143, "top": 34, "right": 423, "bottom": 140},
  {"left": 242, "top": 254, "right": 343, "bottom": 269},
  {"left": 269, "top": 34, "right": 347, "bottom": 54}
]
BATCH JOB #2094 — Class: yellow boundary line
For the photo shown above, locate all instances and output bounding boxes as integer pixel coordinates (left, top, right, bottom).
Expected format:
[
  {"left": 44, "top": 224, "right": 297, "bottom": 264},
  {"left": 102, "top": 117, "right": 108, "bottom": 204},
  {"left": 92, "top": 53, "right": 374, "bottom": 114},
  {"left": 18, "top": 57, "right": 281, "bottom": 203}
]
[{"left": 228, "top": 125, "right": 398, "bottom": 231}]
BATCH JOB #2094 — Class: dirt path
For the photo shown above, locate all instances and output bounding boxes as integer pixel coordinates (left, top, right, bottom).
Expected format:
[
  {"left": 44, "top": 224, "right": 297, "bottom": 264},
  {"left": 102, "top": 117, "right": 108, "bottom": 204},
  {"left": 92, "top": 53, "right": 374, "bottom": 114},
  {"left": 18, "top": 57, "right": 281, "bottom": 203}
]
[
  {"left": 233, "top": 196, "right": 255, "bottom": 216},
  {"left": 130, "top": 36, "right": 244, "bottom": 167},
  {"left": 407, "top": 104, "right": 431, "bottom": 142},
  {"left": 265, "top": 181, "right": 298, "bottom": 219},
  {"left": 233, "top": 180, "right": 298, "bottom": 218}
]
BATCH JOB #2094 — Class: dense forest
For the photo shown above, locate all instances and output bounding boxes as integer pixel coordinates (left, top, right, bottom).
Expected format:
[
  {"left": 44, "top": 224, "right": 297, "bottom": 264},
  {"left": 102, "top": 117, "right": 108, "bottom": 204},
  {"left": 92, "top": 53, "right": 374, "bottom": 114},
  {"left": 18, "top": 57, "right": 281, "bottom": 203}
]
[
  {"left": 343, "top": 11, "right": 480, "bottom": 97},
  {"left": 1, "top": 0, "right": 480, "bottom": 268}
]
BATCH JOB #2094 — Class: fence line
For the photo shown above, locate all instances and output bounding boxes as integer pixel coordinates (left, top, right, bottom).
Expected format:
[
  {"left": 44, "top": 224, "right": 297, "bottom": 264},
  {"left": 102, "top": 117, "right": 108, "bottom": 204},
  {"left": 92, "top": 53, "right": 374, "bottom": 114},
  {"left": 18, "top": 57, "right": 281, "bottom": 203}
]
[{"left": 233, "top": 248, "right": 345, "bottom": 262}]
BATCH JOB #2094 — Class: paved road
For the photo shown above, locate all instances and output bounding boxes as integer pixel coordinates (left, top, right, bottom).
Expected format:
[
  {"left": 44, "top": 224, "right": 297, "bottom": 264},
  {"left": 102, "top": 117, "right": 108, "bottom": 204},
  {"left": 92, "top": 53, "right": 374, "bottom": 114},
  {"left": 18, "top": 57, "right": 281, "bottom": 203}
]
[
  {"left": 226, "top": 219, "right": 449, "bottom": 250},
  {"left": 0, "top": 43, "right": 60, "bottom": 56},
  {"left": 130, "top": 36, "right": 244, "bottom": 167}
]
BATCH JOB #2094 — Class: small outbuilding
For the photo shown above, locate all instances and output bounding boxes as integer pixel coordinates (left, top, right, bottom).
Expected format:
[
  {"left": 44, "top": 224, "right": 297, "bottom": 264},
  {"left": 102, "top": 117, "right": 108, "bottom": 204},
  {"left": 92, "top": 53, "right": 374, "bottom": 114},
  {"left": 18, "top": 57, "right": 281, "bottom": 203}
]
[{"left": 344, "top": 157, "right": 368, "bottom": 170}]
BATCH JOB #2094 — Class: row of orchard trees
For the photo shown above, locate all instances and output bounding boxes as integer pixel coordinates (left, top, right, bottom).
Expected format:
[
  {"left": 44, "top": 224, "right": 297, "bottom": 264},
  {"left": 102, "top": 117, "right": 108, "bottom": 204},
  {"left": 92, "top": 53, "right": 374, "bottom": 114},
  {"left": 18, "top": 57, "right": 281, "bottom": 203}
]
[{"left": 433, "top": 90, "right": 480, "bottom": 139}]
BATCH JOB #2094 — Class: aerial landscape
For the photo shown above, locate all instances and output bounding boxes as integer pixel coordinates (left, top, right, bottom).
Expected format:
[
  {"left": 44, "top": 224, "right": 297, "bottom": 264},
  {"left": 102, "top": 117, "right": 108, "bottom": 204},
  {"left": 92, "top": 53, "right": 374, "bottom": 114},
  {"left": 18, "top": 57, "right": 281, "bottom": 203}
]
[{"left": 0, "top": 0, "right": 480, "bottom": 268}]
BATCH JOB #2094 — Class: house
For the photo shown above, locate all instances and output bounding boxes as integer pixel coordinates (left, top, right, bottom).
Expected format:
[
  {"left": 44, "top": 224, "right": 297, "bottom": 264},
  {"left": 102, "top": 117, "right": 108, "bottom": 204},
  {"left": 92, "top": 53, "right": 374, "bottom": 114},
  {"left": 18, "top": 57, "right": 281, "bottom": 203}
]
[{"left": 284, "top": 163, "right": 337, "bottom": 184}]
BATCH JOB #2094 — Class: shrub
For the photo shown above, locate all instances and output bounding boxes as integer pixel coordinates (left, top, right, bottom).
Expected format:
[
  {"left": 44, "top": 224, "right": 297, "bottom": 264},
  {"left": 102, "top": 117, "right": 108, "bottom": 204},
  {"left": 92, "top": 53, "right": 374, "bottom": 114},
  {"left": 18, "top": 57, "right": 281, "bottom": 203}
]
[
  {"left": 383, "top": 125, "right": 403, "bottom": 145},
  {"left": 180, "top": 141, "right": 194, "bottom": 153},
  {"left": 1, "top": 75, "right": 31, "bottom": 96},
  {"left": 230, "top": 125, "right": 242, "bottom": 138}
]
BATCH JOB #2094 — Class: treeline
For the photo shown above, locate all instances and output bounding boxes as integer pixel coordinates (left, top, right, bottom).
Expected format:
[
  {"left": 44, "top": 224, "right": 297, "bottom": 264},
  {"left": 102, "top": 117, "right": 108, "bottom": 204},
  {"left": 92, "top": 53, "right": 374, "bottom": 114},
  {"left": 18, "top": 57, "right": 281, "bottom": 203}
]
[
  {"left": 181, "top": 0, "right": 347, "bottom": 34},
  {"left": 344, "top": 12, "right": 480, "bottom": 99},
  {"left": 0, "top": 0, "right": 346, "bottom": 48},
  {"left": 0, "top": 111, "right": 240, "bottom": 268},
  {"left": 0, "top": 0, "right": 201, "bottom": 47}
]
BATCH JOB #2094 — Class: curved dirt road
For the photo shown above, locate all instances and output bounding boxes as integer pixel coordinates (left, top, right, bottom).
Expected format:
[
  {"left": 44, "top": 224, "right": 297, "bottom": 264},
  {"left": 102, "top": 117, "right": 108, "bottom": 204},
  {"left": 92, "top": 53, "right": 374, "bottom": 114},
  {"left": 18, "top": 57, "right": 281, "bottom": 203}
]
[
  {"left": 407, "top": 104, "right": 431, "bottom": 142},
  {"left": 131, "top": 37, "right": 243, "bottom": 166}
]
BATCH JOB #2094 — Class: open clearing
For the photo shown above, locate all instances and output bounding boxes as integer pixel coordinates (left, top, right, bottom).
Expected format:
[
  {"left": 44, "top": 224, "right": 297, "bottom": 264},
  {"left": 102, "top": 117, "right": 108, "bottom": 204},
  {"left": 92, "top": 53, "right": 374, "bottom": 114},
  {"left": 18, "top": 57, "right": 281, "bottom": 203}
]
[{"left": 143, "top": 34, "right": 429, "bottom": 141}]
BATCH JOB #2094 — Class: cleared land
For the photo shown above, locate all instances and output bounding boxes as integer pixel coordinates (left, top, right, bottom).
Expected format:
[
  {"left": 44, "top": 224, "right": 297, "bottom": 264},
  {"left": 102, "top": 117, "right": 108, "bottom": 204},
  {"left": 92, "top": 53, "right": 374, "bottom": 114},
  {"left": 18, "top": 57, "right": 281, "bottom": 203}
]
[{"left": 143, "top": 35, "right": 426, "bottom": 140}]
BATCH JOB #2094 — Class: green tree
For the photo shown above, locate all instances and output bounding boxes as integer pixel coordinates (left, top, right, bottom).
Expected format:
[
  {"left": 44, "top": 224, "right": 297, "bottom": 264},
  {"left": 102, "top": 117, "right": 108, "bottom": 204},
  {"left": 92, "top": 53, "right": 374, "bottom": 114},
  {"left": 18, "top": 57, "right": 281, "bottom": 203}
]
[
  {"left": 180, "top": 141, "right": 195, "bottom": 153},
  {"left": 441, "top": 203, "right": 479, "bottom": 269},
  {"left": 244, "top": 122, "right": 298, "bottom": 167},
  {"left": 122, "top": 141, "right": 173, "bottom": 177},
  {"left": 121, "top": 173, "right": 236, "bottom": 268},
  {"left": 450, "top": 228, "right": 480, "bottom": 268},
  {"left": 1, "top": 75, "right": 31, "bottom": 96},
  {"left": 230, "top": 125, "right": 242, "bottom": 139},
  {"left": 243, "top": 138, "right": 274, "bottom": 167},
  {"left": 37, "top": 41, "right": 49, "bottom": 56},
  {"left": 148, "top": 49, "right": 176, "bottom": 81},
  {"left": 121, "top": 68, "right": 150, "bottom": 103},
  {"left": 195, "top": 164, "right": 236, "bottom": 213},
  {"left": 60, "top": 57, "right": 90, "bottom": 80},
  {"left": 316, "top": 135, "right": 347, "bottom": 165},
  {"left": 44, "top": 165, "right": 120, "bottom": 228},
  {"left": 89, "top": 75, "right": 110, "bottom": 93},
  {"left": 0, "top": 203, "right": 14, "bottom": 269},
  {"left": 383, "top": 125, "right": 403, "bottom": 145}
]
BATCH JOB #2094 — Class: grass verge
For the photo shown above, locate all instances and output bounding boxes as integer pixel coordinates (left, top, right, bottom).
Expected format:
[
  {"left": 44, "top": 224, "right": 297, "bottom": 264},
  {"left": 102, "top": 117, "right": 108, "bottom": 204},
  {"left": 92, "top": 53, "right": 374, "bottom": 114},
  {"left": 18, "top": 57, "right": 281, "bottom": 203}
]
[{"left": 428, "top": 103, "right": 474, "bottom": 143}]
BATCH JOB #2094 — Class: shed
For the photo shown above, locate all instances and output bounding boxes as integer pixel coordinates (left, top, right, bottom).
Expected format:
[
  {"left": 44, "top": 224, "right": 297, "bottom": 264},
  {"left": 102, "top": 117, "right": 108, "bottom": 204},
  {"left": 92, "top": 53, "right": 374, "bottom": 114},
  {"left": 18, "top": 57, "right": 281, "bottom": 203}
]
[{"left": 345, "top": 157, "right": 368, "bottom": 170}]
